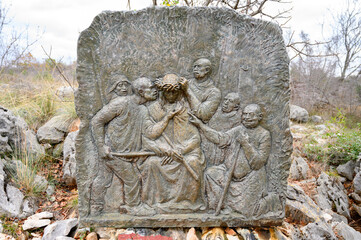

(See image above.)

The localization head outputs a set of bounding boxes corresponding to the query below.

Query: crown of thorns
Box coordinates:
[155,74,181,91]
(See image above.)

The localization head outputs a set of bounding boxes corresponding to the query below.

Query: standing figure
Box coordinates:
[90,77,160,216]
[189,104,271,217]
[204,92,242,166]
[140,74,205,213]
[180,58,221,123]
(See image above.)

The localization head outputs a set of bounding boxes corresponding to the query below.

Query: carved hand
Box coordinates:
[179,77,188,91]
[237,130,249,145]
[188,112,202,127]
[99,145,112,160]
[167,105,183,119]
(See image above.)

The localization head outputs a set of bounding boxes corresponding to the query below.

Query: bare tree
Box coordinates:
[327,0,361,80]
[0,4,39,75]
[156,0,292,27]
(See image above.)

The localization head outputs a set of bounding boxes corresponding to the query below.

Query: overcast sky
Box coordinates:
[2,0,345,63]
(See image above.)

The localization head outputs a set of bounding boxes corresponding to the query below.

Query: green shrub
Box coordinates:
[303,111,361,166]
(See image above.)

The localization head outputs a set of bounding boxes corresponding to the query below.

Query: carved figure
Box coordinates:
[140,74,206,213]
[189,104,271,217]
[90,77,159,216]
[204,92,242,166]
[107,74,132,100]
[180,58,221,123]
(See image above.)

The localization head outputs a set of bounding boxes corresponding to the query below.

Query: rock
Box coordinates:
[53,142,64,158]
[0,220,3,233]
[202,228,226,240]
[314,124,327,131]
[301,222,337,240]
[0,233,15,240]
[310,115,323,124]
[352,203,361,217]
[0,159,35,218]
[286,184,324,223]
[289,156,310,180]
[46,185,55,196]
[353,171,361,195]
[236,228,257,239]
[323,209,348,224]
[314,172,350,219]
[55,237,75,240]
[62,131,78,186]
[37,115,71,144]
[56,86,74,100]
[186,228,199,240]
[22,211,53,230]
[0,106,44,155]
[336,160,356,181]
[42,218,78,240]
[290,105,309,123]
[23,219,51,230]
[332,221,361,240]
[350,192,361,204]
[29,211,53,220]
[86,232,98,240]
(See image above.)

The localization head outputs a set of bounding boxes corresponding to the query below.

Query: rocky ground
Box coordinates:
[0,101,361,239]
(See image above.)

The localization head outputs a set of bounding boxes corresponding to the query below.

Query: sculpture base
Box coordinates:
[80,212,284,228]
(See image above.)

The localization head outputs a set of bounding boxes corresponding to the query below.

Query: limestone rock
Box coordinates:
[286,184,324,223]
[310,115,323,124]
[0,233,15,240]
[336,160,356,181]
[0,106,44,155]
[53,142,64,158]
[42,218,78,240]
[0,159,35,218]
[56,86,74,100]
[86,232,98,240]
[55,237,75,240]
[28,211,53,220]
[350,192,361,204]
[332,221,361,240]
[300,222,337,240]
[353,171,361,195]
[187,228,199,240]
[62,131,78,186]
[352,203,361,217]
[289,156,310,180]
[37,115,70,144]
[290,105,309,123]
[23,219,51,230]
[314,172,350,219]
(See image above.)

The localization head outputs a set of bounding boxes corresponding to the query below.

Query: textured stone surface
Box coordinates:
[76,7,291,227]
[314,172,350,219]
[301,222,337,240]
[62,131,78,186]
[310,115,323,124]
[285,184,324,224]
[23,219,51,230]
[332,221,361,240]
[0,159,36,218]
[289,156,310,180]
[290,105,309,123]
[337,160,356,181]
[353,171,361,195]
[0,106,44,155]
[42,218,78,240]
[37,115,70,144]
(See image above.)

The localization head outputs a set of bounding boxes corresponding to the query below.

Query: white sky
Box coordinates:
[1,0,346,63]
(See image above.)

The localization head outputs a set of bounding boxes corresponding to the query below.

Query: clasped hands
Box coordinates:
[161,148,184,166]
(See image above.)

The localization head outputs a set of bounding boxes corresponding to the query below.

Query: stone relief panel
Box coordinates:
[76,6,292,227]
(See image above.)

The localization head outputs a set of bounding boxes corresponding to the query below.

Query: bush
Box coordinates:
[304,111,361,166]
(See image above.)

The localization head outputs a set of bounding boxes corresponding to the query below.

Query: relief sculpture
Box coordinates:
[76,7,292,227]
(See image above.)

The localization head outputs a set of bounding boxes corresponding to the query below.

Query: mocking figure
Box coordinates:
[204,92,243,166]
[189,104,271,217]
[90,77,159,216]
[180,58,221,123]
